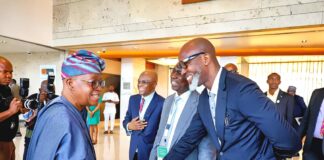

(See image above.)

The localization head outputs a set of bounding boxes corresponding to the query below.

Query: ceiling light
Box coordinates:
[148,58,178,66]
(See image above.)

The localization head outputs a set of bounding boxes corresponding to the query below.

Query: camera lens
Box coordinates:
[24,99,38,110]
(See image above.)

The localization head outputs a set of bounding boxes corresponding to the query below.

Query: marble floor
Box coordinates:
[14,120,130,160]
[13,120,302,160]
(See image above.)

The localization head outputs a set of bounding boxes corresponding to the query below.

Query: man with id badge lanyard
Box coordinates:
[150,63,216,160]
[123,70,165,160]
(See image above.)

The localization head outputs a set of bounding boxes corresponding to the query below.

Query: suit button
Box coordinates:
[220,152,223,156]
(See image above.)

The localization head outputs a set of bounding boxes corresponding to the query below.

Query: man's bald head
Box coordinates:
[0,56,12,68]
[178,38,220,90]
[224,63,238,73]
[140,70,158,83]
[0,56,13,85]
[179,37,216,61]
[40,80,48,91]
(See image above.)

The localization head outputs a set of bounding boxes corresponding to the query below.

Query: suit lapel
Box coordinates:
[171,92,198,146]
[200,89,221,150]
[134,95,141,116]
[161,94,175,130]
[216,69,227,149]
[144,93,158,120]
[313,90,324,119]
[276,90,284,104]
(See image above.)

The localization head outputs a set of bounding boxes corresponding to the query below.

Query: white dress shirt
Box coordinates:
[165,90,191,150]
[139,91,155,120]
[208,68,223,126]
[126,91,155,132]
[313,98,324,139]
[267,89,280,103]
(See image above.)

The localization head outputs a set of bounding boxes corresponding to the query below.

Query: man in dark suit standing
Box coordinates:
[164,38,301,160]
[150,64,216,160]
[265,73,295,126]
[287,86,307,130]
[299,87,324,160]
[123,70,165,160]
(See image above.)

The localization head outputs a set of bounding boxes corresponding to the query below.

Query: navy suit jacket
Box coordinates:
[265,90,295,126]
[299,88,324,158]
[292,95,307,129]
[123,92,165,160]
[165,69,301,160]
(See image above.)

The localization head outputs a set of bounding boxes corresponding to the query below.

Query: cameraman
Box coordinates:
[22,80,57,160]
[0,56,22,160]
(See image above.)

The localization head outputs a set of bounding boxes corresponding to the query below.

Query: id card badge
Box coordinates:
[157,145,168,160]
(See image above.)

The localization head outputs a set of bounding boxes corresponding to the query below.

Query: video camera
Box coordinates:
[22,75,56,110]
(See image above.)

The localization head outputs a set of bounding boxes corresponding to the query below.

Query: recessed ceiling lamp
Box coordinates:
[148,58,178,66]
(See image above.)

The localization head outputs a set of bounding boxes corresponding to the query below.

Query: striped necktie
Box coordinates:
[139,98,145,113]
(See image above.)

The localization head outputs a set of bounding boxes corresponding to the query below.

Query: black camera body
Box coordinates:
[47,75,55,100]
[19,78,38,110]
[22,75,56,110]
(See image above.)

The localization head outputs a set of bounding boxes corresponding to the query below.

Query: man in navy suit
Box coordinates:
[287,86,307,130]
[265,73,295,126]
[123,70,165,160]
[164,38,301,160]
[299,88,324,160]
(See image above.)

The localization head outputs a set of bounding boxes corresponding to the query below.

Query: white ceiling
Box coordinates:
[2,26,324,66]
[0,35,64,54]
[61,25,324,53]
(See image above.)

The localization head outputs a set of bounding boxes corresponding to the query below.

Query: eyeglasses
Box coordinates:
[171,67,182,74]
[179,52,206,69]
[79,79,105,89]
[138,80,153,85]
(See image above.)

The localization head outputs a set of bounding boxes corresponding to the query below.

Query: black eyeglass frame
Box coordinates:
[179,52,206,69]
[79,79,106,89]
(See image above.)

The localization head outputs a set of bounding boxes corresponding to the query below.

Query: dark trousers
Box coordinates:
[0,141,15,160]
[133,152,138,160]
[303,137,324,160]
[23,137,31,160]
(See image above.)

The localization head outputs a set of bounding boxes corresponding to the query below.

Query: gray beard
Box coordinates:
[189,73,200,91]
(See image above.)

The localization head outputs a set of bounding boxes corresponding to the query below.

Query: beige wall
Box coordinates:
[53,0,324,46]
[0,0,53,45]
[102,59,121,75]
[0,52,66,96]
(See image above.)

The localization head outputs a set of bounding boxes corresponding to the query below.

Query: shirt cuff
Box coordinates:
[126,123,132,135]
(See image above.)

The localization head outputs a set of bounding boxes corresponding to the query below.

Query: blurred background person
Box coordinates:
[102,84,119,134]
[265,73,295,126]
[224,63,238,74]
[9,79,19,99]
[287,86,307,130]
[86,96,102,144]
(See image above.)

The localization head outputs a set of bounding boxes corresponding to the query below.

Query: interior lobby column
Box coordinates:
[119,58,146,124]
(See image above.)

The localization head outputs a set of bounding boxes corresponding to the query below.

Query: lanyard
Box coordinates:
[161,97,180,148]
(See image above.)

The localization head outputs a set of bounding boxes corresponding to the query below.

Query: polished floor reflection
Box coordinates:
[13,120,302,160]
[14,120,130,160]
